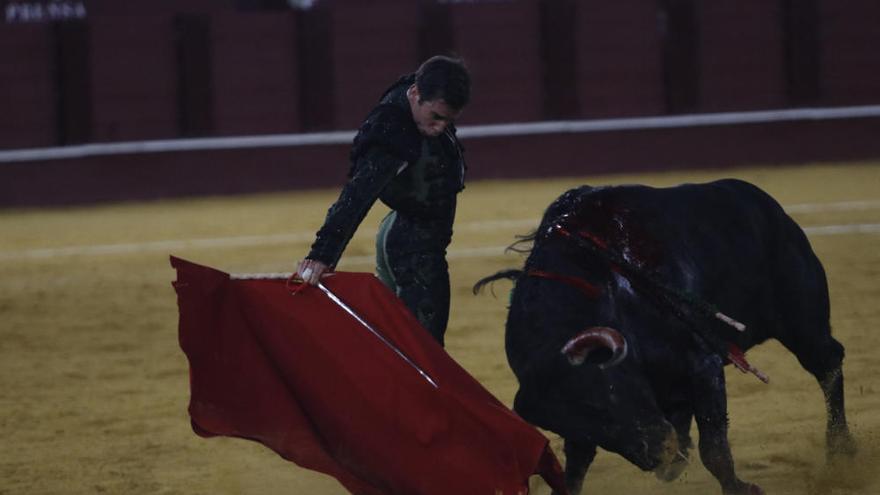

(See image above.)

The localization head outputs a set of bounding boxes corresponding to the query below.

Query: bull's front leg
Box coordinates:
[553,439,597,495]
[690,354,764,495]
[818,366,857,459]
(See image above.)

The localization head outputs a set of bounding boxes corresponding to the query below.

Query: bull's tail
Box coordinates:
[472,269,524,295]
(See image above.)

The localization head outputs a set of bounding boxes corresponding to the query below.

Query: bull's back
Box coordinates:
[547,179,828,347]
[661,180,826,346]
[563,179,788,265]
[620,179,782,240]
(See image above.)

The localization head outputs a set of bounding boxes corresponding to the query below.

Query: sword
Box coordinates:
[316,282,439,389]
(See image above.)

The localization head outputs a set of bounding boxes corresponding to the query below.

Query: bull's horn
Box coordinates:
[561,326,628,368]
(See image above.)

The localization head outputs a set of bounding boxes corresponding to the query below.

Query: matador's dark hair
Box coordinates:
[415,55,471,110]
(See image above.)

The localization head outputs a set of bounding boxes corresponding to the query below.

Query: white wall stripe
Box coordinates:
[2,105,879,163]
[0,131,357,163]
[458,105,880,139]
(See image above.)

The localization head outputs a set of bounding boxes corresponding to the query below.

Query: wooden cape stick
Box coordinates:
[316,281,440,389]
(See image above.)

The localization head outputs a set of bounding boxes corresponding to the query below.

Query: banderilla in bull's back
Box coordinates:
[547,220,769,384]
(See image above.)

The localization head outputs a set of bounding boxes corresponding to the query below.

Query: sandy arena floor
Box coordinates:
[1,161,878,495]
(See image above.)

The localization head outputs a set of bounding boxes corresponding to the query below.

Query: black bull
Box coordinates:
[475,179,856,495]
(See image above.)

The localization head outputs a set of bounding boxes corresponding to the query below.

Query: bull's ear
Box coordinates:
[560,326,628,368]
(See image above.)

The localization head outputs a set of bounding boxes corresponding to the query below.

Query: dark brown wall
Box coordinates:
[2,0,879,208]
[324,0,421,130]
[3,115,879,208]
[818,0,880,105]
[0,144,351,207]
[697,0,788,112]
[3,0,879,145]
[210,12,302,135]
[0,23,55,148]
[573,2,665,118]
[445,0,544,125]
[88,16,179,141]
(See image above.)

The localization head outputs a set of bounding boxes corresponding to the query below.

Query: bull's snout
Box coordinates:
[622,421,688,480]
[652,427,688,482]
[561,326,628,368]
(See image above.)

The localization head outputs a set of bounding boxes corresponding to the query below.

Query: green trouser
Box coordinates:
[375,211,397,289]
[375,210,451,346]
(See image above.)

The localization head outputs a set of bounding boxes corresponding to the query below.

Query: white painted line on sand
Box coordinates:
[2,221,877,263]
[802,223,880,236]
[1,200,878,262]
[785,200,880,214]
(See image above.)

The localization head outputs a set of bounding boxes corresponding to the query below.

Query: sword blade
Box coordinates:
[317,282,439,389]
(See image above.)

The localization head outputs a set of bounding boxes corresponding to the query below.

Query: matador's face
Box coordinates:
[407,85,461,137]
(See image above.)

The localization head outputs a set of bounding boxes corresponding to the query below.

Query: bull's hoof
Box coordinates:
[723,481,765,495]
[827,430,858,459]
[748,484,765,495]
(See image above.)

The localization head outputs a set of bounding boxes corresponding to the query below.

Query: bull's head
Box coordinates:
[550,326,686,480]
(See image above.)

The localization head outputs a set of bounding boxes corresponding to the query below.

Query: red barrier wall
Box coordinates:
[3,115,879,208]
[3,0,879,143]
[574,1,665,118]
[84,0,236,16]
[211,12,302,136]
[446,0,544,124]
[0,23,55,148]
[2,0,880,208]
[88,16,179,141]
[697,0,787,111]
[818,0,880,105]
[319,0,421,130]
[0,144,350,206]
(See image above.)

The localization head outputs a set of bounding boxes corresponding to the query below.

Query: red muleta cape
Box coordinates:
[171,256,566,495]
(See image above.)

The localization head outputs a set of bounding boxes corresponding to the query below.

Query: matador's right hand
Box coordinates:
[296,259,330,285]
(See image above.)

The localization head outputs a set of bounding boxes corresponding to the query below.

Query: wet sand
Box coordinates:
[1,161,878,494]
